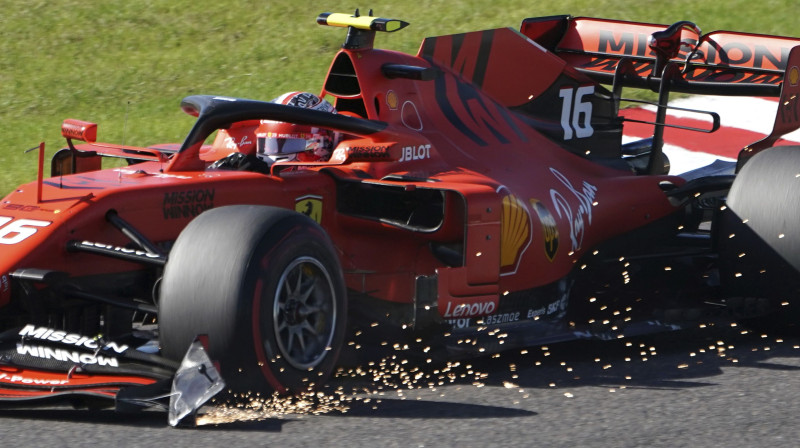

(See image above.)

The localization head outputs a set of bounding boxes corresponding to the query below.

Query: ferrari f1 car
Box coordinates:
[0,11,799,425]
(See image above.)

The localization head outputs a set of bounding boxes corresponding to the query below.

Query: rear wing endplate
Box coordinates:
[737,46,800,169]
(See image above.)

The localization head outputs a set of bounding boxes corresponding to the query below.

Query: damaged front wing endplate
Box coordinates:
[167,338,225,426]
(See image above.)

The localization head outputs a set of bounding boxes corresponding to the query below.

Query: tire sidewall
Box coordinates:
[233,215,347,393]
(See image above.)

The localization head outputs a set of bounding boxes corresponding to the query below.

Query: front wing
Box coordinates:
[0,326,223,426]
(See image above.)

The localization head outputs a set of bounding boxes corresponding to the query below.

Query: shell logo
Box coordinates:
[790,66,799,87]
[500,194,531,272]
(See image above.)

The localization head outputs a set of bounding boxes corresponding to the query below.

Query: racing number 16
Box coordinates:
[0,216,51,245]
[558,86,595,140]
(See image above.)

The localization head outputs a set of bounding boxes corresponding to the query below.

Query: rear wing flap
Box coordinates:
[521,15,800,97]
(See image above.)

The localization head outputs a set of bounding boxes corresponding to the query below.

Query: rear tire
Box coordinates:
[159,205,347,394]
[727,146,800,273]
[721,146,800,331]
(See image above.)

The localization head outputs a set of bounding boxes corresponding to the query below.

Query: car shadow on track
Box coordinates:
[469,324,800,390]
[328,322,800,404]
[338,397,536,418]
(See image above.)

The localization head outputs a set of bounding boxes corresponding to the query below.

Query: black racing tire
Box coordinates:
[159,205,347,394]
[727,146,800,273]
[721,146,800,331]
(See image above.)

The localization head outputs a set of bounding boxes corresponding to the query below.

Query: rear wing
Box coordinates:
[521,16,800,171]
[521,16,800,96]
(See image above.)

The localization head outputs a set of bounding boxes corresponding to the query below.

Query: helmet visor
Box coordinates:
[257,133,314,156]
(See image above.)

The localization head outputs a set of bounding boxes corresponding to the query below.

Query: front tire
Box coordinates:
[159,205,347,394]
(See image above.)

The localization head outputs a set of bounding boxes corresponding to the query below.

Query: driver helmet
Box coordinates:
[255,92,337,164]
[272,91,336,113]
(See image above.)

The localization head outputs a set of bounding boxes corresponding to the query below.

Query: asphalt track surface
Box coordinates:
[0,324,799,447]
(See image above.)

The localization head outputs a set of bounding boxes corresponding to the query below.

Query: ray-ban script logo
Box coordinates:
[549,168,597,252]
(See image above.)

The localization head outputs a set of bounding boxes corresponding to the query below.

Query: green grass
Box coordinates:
[1,0,797,194]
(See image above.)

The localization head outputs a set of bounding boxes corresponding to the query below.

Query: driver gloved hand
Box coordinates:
[208,152,271,174]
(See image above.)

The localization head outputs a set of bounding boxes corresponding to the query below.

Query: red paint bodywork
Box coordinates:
[3,15,799,315]
[0,14,799,403]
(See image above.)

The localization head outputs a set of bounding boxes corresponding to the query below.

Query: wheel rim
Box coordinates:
[271,256,337,370]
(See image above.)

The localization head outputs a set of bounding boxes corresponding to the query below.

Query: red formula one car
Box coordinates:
[0,11,799,425]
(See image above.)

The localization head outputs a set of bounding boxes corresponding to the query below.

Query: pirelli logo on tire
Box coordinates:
[295,195,323,224]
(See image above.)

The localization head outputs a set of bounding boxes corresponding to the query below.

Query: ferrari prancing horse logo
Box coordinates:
[295,195,323,224]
